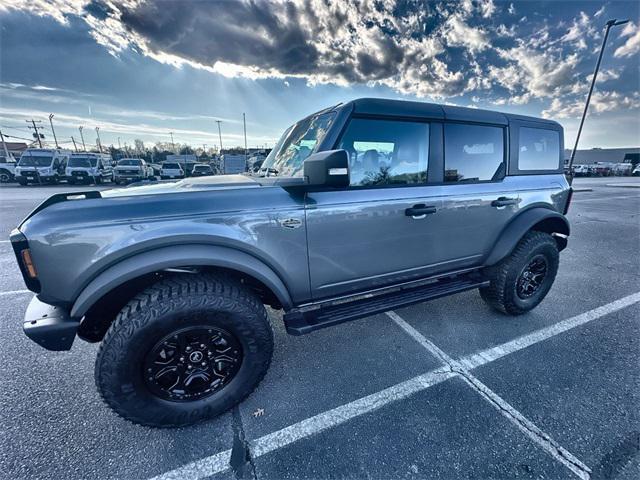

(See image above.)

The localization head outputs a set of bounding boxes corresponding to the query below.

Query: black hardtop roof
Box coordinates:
[334,97,560,128]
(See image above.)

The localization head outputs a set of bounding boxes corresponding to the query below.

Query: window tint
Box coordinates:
[518,127,560,170]
[338,118,429,187]
[444,124,504,183]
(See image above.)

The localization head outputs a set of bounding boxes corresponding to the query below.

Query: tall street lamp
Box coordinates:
[48,114,59,149]
[568,18,630,177]
[79,126,86,151]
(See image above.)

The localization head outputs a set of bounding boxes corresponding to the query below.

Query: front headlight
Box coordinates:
[66,168,71,176]
[40,168,51,174]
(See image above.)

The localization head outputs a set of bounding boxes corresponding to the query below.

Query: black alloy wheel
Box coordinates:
[143,325,243,402]
[516,255,548,299]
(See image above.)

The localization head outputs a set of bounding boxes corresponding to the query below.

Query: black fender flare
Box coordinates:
[484,208,570,266]
[70,244,293,318]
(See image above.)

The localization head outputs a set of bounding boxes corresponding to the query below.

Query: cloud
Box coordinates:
[1,0,638,120]
[614,21,640,58]
[542,91,640,119]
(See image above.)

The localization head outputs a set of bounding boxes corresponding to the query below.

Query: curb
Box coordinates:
[572,188,593,192]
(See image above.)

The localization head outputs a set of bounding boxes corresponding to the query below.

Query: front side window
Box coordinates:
[261,112,336,177]
[444,124,504,183]
[518,127,560,171]
[338,118,429,187]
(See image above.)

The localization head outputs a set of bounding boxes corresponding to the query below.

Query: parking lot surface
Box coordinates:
[0,177,638,479]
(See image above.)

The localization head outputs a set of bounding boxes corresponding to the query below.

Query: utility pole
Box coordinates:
[569,18,630,178]
[243,113,248,168]
[0,130,11,158]
[27,120,43,148]
[118,137,122,150]
[95,126,102,153]
[71,136,79,152]
[169,131,176,154]
[79,126,86,151]
[215,120,223,154]
[48,114,59,148]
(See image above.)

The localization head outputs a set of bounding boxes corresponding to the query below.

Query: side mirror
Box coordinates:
[303,149,349,188]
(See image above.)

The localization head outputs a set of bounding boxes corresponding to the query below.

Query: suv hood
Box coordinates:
[102,174,260,198]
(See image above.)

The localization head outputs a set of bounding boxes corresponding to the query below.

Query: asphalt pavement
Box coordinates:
[0,177,638,480]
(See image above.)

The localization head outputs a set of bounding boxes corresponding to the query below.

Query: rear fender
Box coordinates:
[70,244,293,318]
[484,208,570,266]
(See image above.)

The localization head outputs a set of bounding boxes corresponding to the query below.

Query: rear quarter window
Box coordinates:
[518,127,560,171]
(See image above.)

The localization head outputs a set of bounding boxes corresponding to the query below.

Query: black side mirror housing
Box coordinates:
[303,149,350,188]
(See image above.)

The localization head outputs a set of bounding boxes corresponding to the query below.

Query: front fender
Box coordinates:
[70,244,293,318]
[484,208,570,266]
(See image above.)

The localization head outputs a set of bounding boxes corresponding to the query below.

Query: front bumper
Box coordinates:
[23,296,78,351]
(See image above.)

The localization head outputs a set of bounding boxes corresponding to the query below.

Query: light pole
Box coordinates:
[215,120,223,154]
[95,126,102,153]
[79,126,86,151]
[568,18,630,177]
[48,114,59,149]
[243,113,248,168]
[170,131,176,153]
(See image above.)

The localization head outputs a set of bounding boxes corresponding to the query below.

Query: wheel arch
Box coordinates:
[484,207,570,267]
[73,244,293,342]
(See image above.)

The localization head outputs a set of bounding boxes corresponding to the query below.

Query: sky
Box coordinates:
[0,0,638,152]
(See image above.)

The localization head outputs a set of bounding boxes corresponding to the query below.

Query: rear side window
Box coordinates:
[445,124,504,183]
[518,127,560,171]
[338,118,429,187]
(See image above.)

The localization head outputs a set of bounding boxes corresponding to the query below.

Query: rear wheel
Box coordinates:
[95,274,273,427]
[480,231,559,315]
[0,170,12,183]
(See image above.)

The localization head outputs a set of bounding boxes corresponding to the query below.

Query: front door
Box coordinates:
[306,117,463,300]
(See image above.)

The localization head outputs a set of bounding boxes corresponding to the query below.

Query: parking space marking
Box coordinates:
[0,289,30,296]
[457,291,640,370]
[151,368,456,480]
[572,194,640,203]
[150,292,640,480]
[387,311,591,480]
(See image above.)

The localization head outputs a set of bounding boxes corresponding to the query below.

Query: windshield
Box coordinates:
[118,159,142,166]
[69,157,97,168]
[194,165,211,171]
[261,112,335,177]
[18,155,53,167]
[163,163,181,169]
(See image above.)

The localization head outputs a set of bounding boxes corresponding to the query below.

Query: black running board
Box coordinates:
[284,275,489,335]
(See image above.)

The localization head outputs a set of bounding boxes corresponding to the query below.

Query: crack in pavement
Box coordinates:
[231,406,258,480]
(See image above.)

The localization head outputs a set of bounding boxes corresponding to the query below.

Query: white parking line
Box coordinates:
[387,311,591,480]
[150,292,640,480]
[572,194,640,203]
[0,289,31,296]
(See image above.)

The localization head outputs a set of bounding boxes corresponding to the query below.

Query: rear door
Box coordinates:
[435,121,519,261]
[305,117,456,300]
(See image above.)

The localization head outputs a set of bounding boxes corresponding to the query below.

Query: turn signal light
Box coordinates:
[21,249,38,278]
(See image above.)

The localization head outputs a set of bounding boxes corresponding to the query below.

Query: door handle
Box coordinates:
[405,204,437,219]
[491,197,518,208]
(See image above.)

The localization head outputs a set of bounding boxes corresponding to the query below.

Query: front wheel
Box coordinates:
[480,231,559,315]
[95,274,273,427]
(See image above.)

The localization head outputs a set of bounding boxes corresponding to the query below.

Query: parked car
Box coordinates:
[633,164,640,176]
[66,153,113,185]
[113,158,153,184]
[0,153,17,183]
[190,163,214,177]
[149,163,162,176]
[10,98,571,427]
[15,148,70,185]
[572,164,591,177]
[160,162,185,180]
[611,163,633,176]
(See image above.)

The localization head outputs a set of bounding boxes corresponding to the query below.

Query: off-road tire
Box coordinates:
[95,273,273,427]
[480,231,559,315]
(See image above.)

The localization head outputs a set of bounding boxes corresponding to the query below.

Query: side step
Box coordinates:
[284,275,489,335]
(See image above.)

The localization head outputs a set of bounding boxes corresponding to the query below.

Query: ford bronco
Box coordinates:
[11,98,571,427]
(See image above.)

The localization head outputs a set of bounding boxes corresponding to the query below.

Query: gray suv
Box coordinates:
[11,98,571,427]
